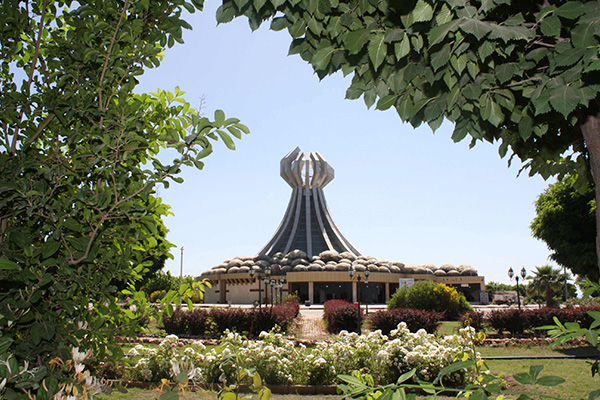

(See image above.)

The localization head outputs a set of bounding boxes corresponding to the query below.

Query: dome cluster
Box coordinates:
[201,250,478,277]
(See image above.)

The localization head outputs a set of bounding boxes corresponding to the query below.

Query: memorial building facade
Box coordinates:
[200,147,485,305]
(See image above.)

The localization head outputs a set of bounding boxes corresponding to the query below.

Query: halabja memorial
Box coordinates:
[201,147,485,305]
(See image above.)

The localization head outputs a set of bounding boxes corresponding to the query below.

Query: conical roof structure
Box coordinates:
[258,147,360,258]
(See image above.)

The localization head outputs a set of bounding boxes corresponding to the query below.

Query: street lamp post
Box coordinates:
[508,267,527,310]
[269,278,286,304]
[249,266,272,309]
[348,268,370,334]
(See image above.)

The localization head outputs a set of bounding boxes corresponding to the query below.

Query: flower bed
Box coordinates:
[124,324,482,387]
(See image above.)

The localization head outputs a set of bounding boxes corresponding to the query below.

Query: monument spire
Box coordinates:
[259,147,361,258]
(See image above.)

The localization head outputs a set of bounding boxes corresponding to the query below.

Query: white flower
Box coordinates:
[71,347,90,363]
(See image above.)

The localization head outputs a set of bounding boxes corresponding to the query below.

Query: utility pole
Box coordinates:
[180,246,184,286]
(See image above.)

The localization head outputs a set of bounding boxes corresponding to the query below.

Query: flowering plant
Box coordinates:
[126,324,481,388]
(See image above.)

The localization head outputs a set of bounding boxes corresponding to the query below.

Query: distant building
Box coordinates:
[201,148,485,305]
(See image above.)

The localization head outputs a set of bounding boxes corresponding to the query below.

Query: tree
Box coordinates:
[531,176,597,281]
[485,281,525,296]
[0,0,248,397]
[215,0,600,274]
[526,265,570,307]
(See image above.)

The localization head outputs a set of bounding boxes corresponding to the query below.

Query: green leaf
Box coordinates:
[0,258,19,270]
[376,95,398,111]
[368,34,387,70]
[513,372,534,385]
[42,240,61,259]
[254,0,266,10]
[159,391,179,400]
[344,29,370,55]
[589,388,600,400]
[270,17,288,31]
[0,337,14,354]
[555,2,585,19]
[253,372,262,388]
[395,36,411,60]
[216,3,236,23]
[435,360,475,383]
[495,63,516,84]
[530,364,544,382]
[214,109,225,126]
[216,130,236,150]
[536,376,565,386]
[431,43,451,71]
[318,0,331,14]
[469,388,488,400]
[396,368,416,384]
[411,0,434,23]
[548,85,581,117]
[541,15,561,36]
[313,46,335,71]
[518,115,533,140]
[459,19,491,40]
[258,387,271,400]
[571,22,599,47]
[338,375,365,386]
[429,20,461,46]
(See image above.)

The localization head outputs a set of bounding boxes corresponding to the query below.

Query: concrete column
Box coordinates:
[308,282,314,304]
[385,283,390,302]
[219,280,227,304]
[352,281,357,303]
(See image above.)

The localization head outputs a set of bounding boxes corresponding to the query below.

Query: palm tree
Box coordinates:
[526,266,570,307]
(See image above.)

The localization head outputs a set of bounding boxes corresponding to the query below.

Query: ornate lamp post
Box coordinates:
[269,277,286,304]
[348,268,370,333]
[508,267,526,310]
[249,265,272,308]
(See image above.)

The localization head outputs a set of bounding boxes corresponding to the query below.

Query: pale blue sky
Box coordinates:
[137,1,555,285]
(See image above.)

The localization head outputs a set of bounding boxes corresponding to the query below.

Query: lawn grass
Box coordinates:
[437,321,461,336]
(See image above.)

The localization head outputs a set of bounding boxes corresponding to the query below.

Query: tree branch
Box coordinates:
[98,0,130,111]
[10,0,48,156]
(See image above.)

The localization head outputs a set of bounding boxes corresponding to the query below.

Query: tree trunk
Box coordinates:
[580,113,600,280]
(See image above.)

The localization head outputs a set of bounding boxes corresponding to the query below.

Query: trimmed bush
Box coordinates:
[162,300,301,338]
[187,309,210,336]
[485,306,600,337]
[387,281,472,320]
[367,308,442,334]
[487,308,526,335]
[162,309,188,334]
[323,299,362,333]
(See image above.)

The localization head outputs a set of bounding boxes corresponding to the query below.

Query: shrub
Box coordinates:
[150,290,167,302]
[483,306,600,337]
[143,271,179,296]
[387,281,471,320]
[162,303,300,338]
[323,299,362,333]
[459,311,485,332]
[187,309,210,336]
[273,299,301,330]
[162,309,188,334]
[367,308,442,334]
[487,309,526,335]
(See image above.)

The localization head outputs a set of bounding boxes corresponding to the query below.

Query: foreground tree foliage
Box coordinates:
[531,176,597,281]
[215,0,600,273]
[0,0,247,397]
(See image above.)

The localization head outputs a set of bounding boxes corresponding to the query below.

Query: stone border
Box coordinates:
[103,380,338,395]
